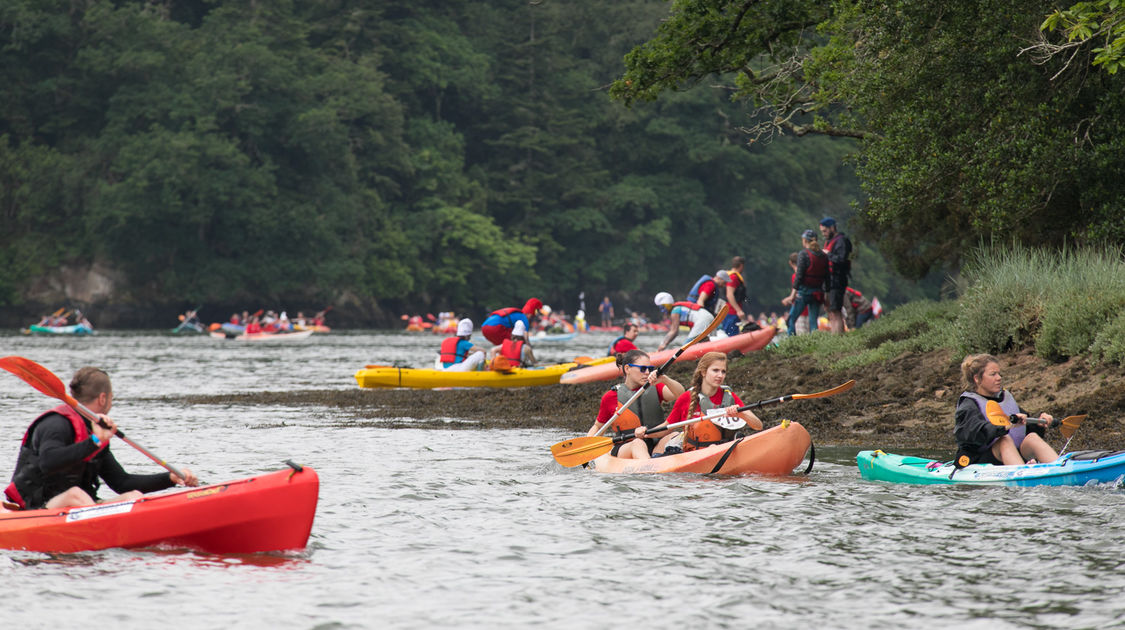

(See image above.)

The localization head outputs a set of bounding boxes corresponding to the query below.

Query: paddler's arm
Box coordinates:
[656,313,679,352]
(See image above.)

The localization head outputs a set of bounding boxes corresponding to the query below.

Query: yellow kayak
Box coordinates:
[355,362,579,389]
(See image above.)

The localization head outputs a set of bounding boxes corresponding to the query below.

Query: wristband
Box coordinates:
[90,433,101,446]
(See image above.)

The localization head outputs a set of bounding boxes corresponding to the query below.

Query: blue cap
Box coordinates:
[819,216,837,227]
[801,229,817,240]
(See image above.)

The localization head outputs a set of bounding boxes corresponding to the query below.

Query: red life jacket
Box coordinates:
[499,339,524,367]
[5,404,106,509]
[672,301,702,311]
[440,337,466,364]
[798,249,829,289]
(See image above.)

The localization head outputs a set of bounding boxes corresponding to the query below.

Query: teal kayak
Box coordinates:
[27,324,94,335]
[856,449,1125,486]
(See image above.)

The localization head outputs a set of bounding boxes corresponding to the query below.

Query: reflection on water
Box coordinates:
[0,331,1123,628]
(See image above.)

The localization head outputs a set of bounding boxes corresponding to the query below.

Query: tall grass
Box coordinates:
[754,244,1125,370]
[956,245,1125,361]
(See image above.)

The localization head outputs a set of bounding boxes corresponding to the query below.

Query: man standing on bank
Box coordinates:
[819,216,853,335]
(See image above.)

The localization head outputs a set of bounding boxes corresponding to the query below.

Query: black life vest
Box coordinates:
[5,405,106,509]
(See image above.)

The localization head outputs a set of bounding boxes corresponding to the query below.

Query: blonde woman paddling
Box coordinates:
[955,354,1057,466]
[640,351,762,452]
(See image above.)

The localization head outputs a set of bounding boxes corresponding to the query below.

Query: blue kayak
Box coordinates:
[857,449,1125,486]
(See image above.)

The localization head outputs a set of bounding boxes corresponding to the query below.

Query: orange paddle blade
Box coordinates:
[985,400,1012,427]
[791,380,855,400]
[1059,414,1086,439]
[490,355,513,372]
[0,356,73,405]
[550,436,615,467]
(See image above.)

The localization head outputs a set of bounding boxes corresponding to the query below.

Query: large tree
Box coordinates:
[611,0,1125,278]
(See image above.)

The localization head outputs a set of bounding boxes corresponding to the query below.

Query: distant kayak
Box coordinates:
[26,324,95,336]
[529,331,576,343]
[356,362,578,389]
[856,449,1125,486]
[210,330,314,342]
[560,327,776,384]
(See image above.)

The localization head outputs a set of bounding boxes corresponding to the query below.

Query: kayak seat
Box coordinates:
[1068,450,1125,462]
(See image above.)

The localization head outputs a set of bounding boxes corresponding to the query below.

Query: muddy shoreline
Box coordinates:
[164,348,1125,453]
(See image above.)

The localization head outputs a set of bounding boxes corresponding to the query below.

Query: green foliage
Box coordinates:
[954,245,1125,362]
[761,299,959,369]
[612,0,1125,282]
[1089,310,1125,364]
[0,0,930,317]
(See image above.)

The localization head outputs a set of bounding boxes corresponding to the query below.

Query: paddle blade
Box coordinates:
[490,355,513,372]
[985,400,1012,427]
[550,436,615,467]
[0,356,72,405]
[791,380,856,400]
[1059,414,1086,440]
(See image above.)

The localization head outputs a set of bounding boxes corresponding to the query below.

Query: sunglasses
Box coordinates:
[627,363,656,373]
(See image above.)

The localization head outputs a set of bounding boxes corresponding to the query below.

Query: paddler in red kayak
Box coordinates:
[480,298,543,346]
[586,350,684,460]
[5,367,198,510]
[639,351,763,452]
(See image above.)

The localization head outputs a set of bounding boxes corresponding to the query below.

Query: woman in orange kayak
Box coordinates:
[586,349,684,460]
[640,351,762,452]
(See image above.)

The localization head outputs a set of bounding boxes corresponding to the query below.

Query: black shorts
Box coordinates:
[825,286,846,311]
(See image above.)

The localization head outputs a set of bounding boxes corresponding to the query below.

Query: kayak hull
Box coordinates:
[356,362,577,389]
[856,450,1125,486]
[561,328,776,384]
[210,330,314,341]
[27,324,94,335]
[0,467,319,554]
[590,422,811,475]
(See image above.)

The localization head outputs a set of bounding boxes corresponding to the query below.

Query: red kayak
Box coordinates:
[561,328,776,384]
[0,465,319,554]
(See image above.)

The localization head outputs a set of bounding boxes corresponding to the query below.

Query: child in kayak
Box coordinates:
[640,351,762,452]
[954,354,1058,466]
[586,350,684,460]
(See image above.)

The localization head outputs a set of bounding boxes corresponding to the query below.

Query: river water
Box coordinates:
[1,330,1123,629]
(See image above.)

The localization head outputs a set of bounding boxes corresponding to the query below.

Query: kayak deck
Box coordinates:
[590,421,811,475]
[355,363,576,389]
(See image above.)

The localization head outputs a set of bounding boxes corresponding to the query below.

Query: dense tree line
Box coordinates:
[612,0,1125,280]
[0,0,929,323]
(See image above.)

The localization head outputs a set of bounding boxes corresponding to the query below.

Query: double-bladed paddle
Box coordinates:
[984,400,1085,443]
[0,356,186,480]
[591,304,730,438]
[552,379,855,467]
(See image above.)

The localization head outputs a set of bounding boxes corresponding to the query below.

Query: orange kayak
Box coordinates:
[0,466,319,554]
[560,328,776,384]
[589,421,810,475]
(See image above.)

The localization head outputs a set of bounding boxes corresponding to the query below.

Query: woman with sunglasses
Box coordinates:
[640,352,762,452]
[586,349,685,460]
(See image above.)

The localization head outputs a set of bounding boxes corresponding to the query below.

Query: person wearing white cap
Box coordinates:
[489,319,536,368]
[654,291,715,352]
[439,318,486,371]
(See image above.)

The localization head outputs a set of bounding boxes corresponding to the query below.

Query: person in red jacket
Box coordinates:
[607,323,640,355]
